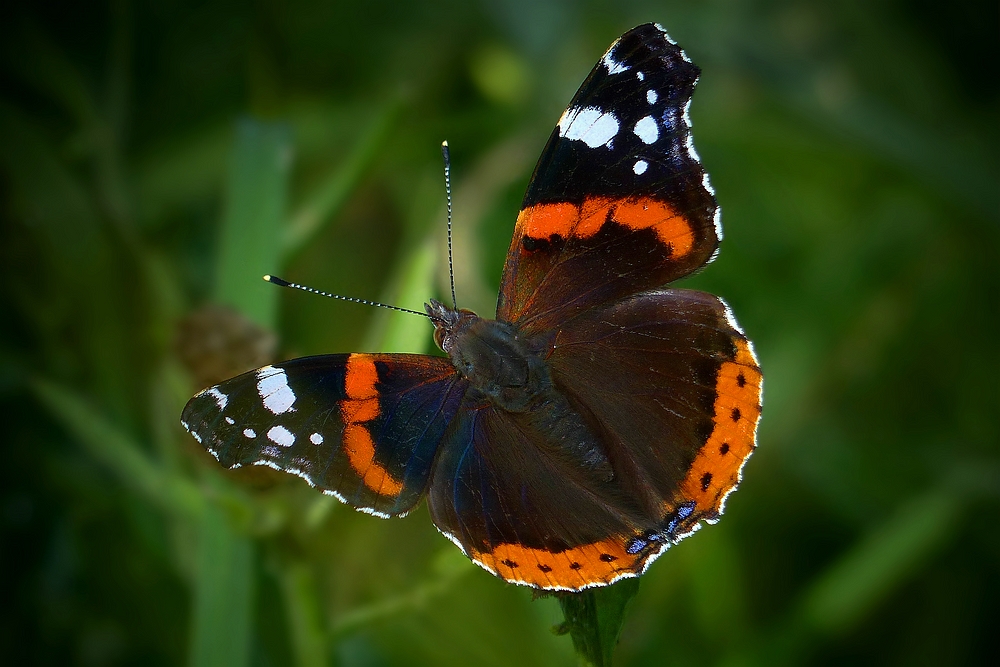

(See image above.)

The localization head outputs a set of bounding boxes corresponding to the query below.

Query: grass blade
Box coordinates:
[800,489,962,635]
[31,378,203,518]
[282,99,399,261]
[215,119,292,327]
[189,504,255,667]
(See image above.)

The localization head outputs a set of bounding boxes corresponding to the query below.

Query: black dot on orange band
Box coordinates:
[538,564,552,573]
[731,407,741,422]
[599,553,617,563]
[700,472,713,491]
[736,372,747,387]
[569,562,582,570]
[720,443,730,455]
[502,559,518,568]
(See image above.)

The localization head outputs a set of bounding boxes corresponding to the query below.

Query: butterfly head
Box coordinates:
[426,299,480,354]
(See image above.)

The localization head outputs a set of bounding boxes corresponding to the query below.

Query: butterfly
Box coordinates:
[182,23,762,591]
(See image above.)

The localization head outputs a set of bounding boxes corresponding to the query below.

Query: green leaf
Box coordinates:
[331,546,473,637]
[282,99,400,262]
[186,117,294,667]
[215,119,292,327]
[800,489,962,635]
[556,578,640,667]
[30,378,203,518]
[278,562,328,667]
[189,504,255,667]
[364,234,438,354]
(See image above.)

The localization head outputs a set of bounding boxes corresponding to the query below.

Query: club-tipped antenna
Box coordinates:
[441,141,458,310]
[263,275,430,319]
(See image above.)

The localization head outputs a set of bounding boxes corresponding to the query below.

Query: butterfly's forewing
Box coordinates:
[182,353,467,517]
[427,289,761,590]
[497,23,720,332]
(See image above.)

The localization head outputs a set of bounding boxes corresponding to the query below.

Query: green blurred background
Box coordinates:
[1,0,997,665]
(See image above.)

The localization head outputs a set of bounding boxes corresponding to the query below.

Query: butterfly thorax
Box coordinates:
[427,299,550,413]
[427,299,615,479]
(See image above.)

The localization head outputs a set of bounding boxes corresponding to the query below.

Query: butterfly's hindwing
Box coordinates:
[548,289,762,528]
[182,354,467,516]
[426,288,761,590]
[427,397,656,590]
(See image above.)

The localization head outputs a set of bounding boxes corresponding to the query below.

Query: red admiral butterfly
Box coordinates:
[182,23,762,591]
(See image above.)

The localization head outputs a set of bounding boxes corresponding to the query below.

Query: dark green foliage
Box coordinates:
[1,1,997,666]
[556,580,641,667]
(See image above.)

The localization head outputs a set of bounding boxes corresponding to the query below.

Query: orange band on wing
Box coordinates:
[678,339,762,513]
[343,423,404,497]
[518,201,579,239]
[613,199,694,256]
[341,396,379,423]
[471,537,639,590]
[345,353,379,399]
[516,196,695,258]
[340,354,402,497]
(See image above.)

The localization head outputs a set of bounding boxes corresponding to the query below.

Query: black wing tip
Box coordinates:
[615,22,697,73]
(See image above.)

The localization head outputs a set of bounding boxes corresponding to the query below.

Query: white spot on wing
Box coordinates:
[720,299,746,335]
[244,428,256,438]
[322,488,347,503]
[191,431,202,443]
[636,71,645,81]
[254,460,318,489]
[633,116,659,144]
[256,365,296,415]
[436,528,470,556]
[601,47,628,75]
[681,91,699,162]
[633,160,648,175]
[685,134,702,161]
[205,387,228,410]
[310,432,324,445]
[225,417,235,425]
[702,172,716,196]
[653,23,691,62]
[559,106,620,148]
[647,89,658,104]
[357,506,392,519]
[267,425,295,447]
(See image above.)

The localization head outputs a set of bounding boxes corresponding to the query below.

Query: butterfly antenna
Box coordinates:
[441,140,458,310]
[263,275,431,319]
